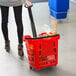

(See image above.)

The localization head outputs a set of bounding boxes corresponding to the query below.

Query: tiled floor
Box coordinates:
[0,2,76,76]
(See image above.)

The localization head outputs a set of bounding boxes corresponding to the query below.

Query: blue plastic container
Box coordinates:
[50,9,67,19]
[48,0,69,12]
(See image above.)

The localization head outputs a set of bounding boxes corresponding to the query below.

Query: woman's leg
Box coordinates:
[13,5,23,44]
[1,6,10,52]
[13,5,24,56]
[1,6,9,41]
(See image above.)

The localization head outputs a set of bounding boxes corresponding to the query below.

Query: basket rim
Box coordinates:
[25,34,60,40]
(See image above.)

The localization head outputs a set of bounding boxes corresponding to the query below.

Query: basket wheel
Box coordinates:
[30,66,32,69]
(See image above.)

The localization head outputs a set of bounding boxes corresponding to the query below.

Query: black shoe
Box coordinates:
[18,44,24,57]
[5,40,10,52]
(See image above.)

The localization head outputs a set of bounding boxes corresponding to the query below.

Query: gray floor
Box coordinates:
[0,2,76,76]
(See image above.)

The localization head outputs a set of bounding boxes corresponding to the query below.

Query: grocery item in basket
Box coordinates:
[48,33,53,36]
[29,44,34,55]
[38,32,48,37]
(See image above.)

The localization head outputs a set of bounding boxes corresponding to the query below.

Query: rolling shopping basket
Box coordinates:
[23,5,60,70]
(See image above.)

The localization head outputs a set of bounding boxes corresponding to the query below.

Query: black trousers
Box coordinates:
[1,5,23,44]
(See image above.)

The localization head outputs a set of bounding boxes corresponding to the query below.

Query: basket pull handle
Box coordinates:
[24,4,37,38]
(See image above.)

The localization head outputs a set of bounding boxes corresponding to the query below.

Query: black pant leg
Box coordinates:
[1,6,9,41]
[13,5,23,44]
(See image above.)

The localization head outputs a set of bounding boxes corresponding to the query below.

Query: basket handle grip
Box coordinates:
[24,4,33,8]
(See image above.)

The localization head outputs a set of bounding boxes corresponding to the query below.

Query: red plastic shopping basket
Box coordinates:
[23,33,60,70]
[23,5,60,70]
